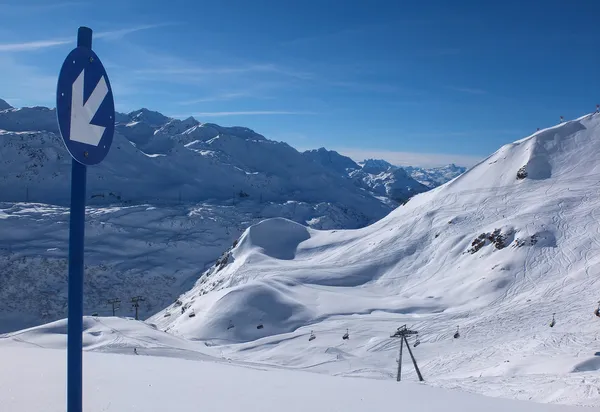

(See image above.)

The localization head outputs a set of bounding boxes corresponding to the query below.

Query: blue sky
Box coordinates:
[1,0,599,167]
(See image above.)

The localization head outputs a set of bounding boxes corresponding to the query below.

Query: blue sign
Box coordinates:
[56,46,114,166]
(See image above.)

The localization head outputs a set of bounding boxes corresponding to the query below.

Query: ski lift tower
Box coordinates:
[391,324,424,382]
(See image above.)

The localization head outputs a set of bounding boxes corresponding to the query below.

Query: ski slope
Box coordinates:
[0,318,594,411]
[146,113,600,405]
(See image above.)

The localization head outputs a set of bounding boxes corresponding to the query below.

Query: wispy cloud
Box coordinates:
[0,23,169,52]
[173,110,317,118]
[0,39,70,52]
[335,148,483,168]
[95,23,177,41]
[448,86,487,95]
[135,63,311,80]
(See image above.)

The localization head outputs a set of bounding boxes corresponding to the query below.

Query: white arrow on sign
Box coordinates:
[69,68,108,146]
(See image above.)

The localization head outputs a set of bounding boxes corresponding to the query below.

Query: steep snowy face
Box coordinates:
[152,114,600,387]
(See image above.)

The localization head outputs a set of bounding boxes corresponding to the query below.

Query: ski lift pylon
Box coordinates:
[414,333,420,347]
[550,313,556,328]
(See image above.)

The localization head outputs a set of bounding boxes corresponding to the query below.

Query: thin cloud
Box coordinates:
[335,148,483,168]
[135,63,311,79]
[0,23,169,52]
[448,86,487,95]
[174,111,317,118]
[95,23,177,40]
[0,39,70,52]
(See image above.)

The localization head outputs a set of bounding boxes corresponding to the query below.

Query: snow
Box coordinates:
[147,113,600,406]
[0,103,390,219]
[0,200,380,332]
[4,99,600,407]
[404,163,467,188]
[0,318,593,411]
[0,99,406,330]
[303,148,431,203]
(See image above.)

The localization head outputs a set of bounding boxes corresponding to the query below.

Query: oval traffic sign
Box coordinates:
[56,46,115,166]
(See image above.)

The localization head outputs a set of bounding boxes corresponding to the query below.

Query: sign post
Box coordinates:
[56,26,115,412]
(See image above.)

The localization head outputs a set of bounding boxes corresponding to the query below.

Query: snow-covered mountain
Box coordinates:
[303,147,361,174]
[359,158,396,174]
[358,158,467,188]
[303,148,430,203]
[404,164,467,188]
[0,103,390,220]
[150,113,600,405]
[0,101,402,331]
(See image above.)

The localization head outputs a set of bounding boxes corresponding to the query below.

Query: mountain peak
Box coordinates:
[303,147,360,173]
[359,158,396,174]
[0,98,13,110]
[127,108,170,127]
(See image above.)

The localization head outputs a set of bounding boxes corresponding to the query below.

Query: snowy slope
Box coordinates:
[0,317,594,411]
[149,113,600,405]
[2,344,591,412]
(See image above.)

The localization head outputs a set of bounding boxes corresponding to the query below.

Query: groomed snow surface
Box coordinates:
[0,317,593,412]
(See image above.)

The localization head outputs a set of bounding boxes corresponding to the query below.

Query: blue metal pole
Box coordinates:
[67,26,92,412]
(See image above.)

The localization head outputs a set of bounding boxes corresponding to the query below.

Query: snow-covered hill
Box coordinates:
[149,113,600,405]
